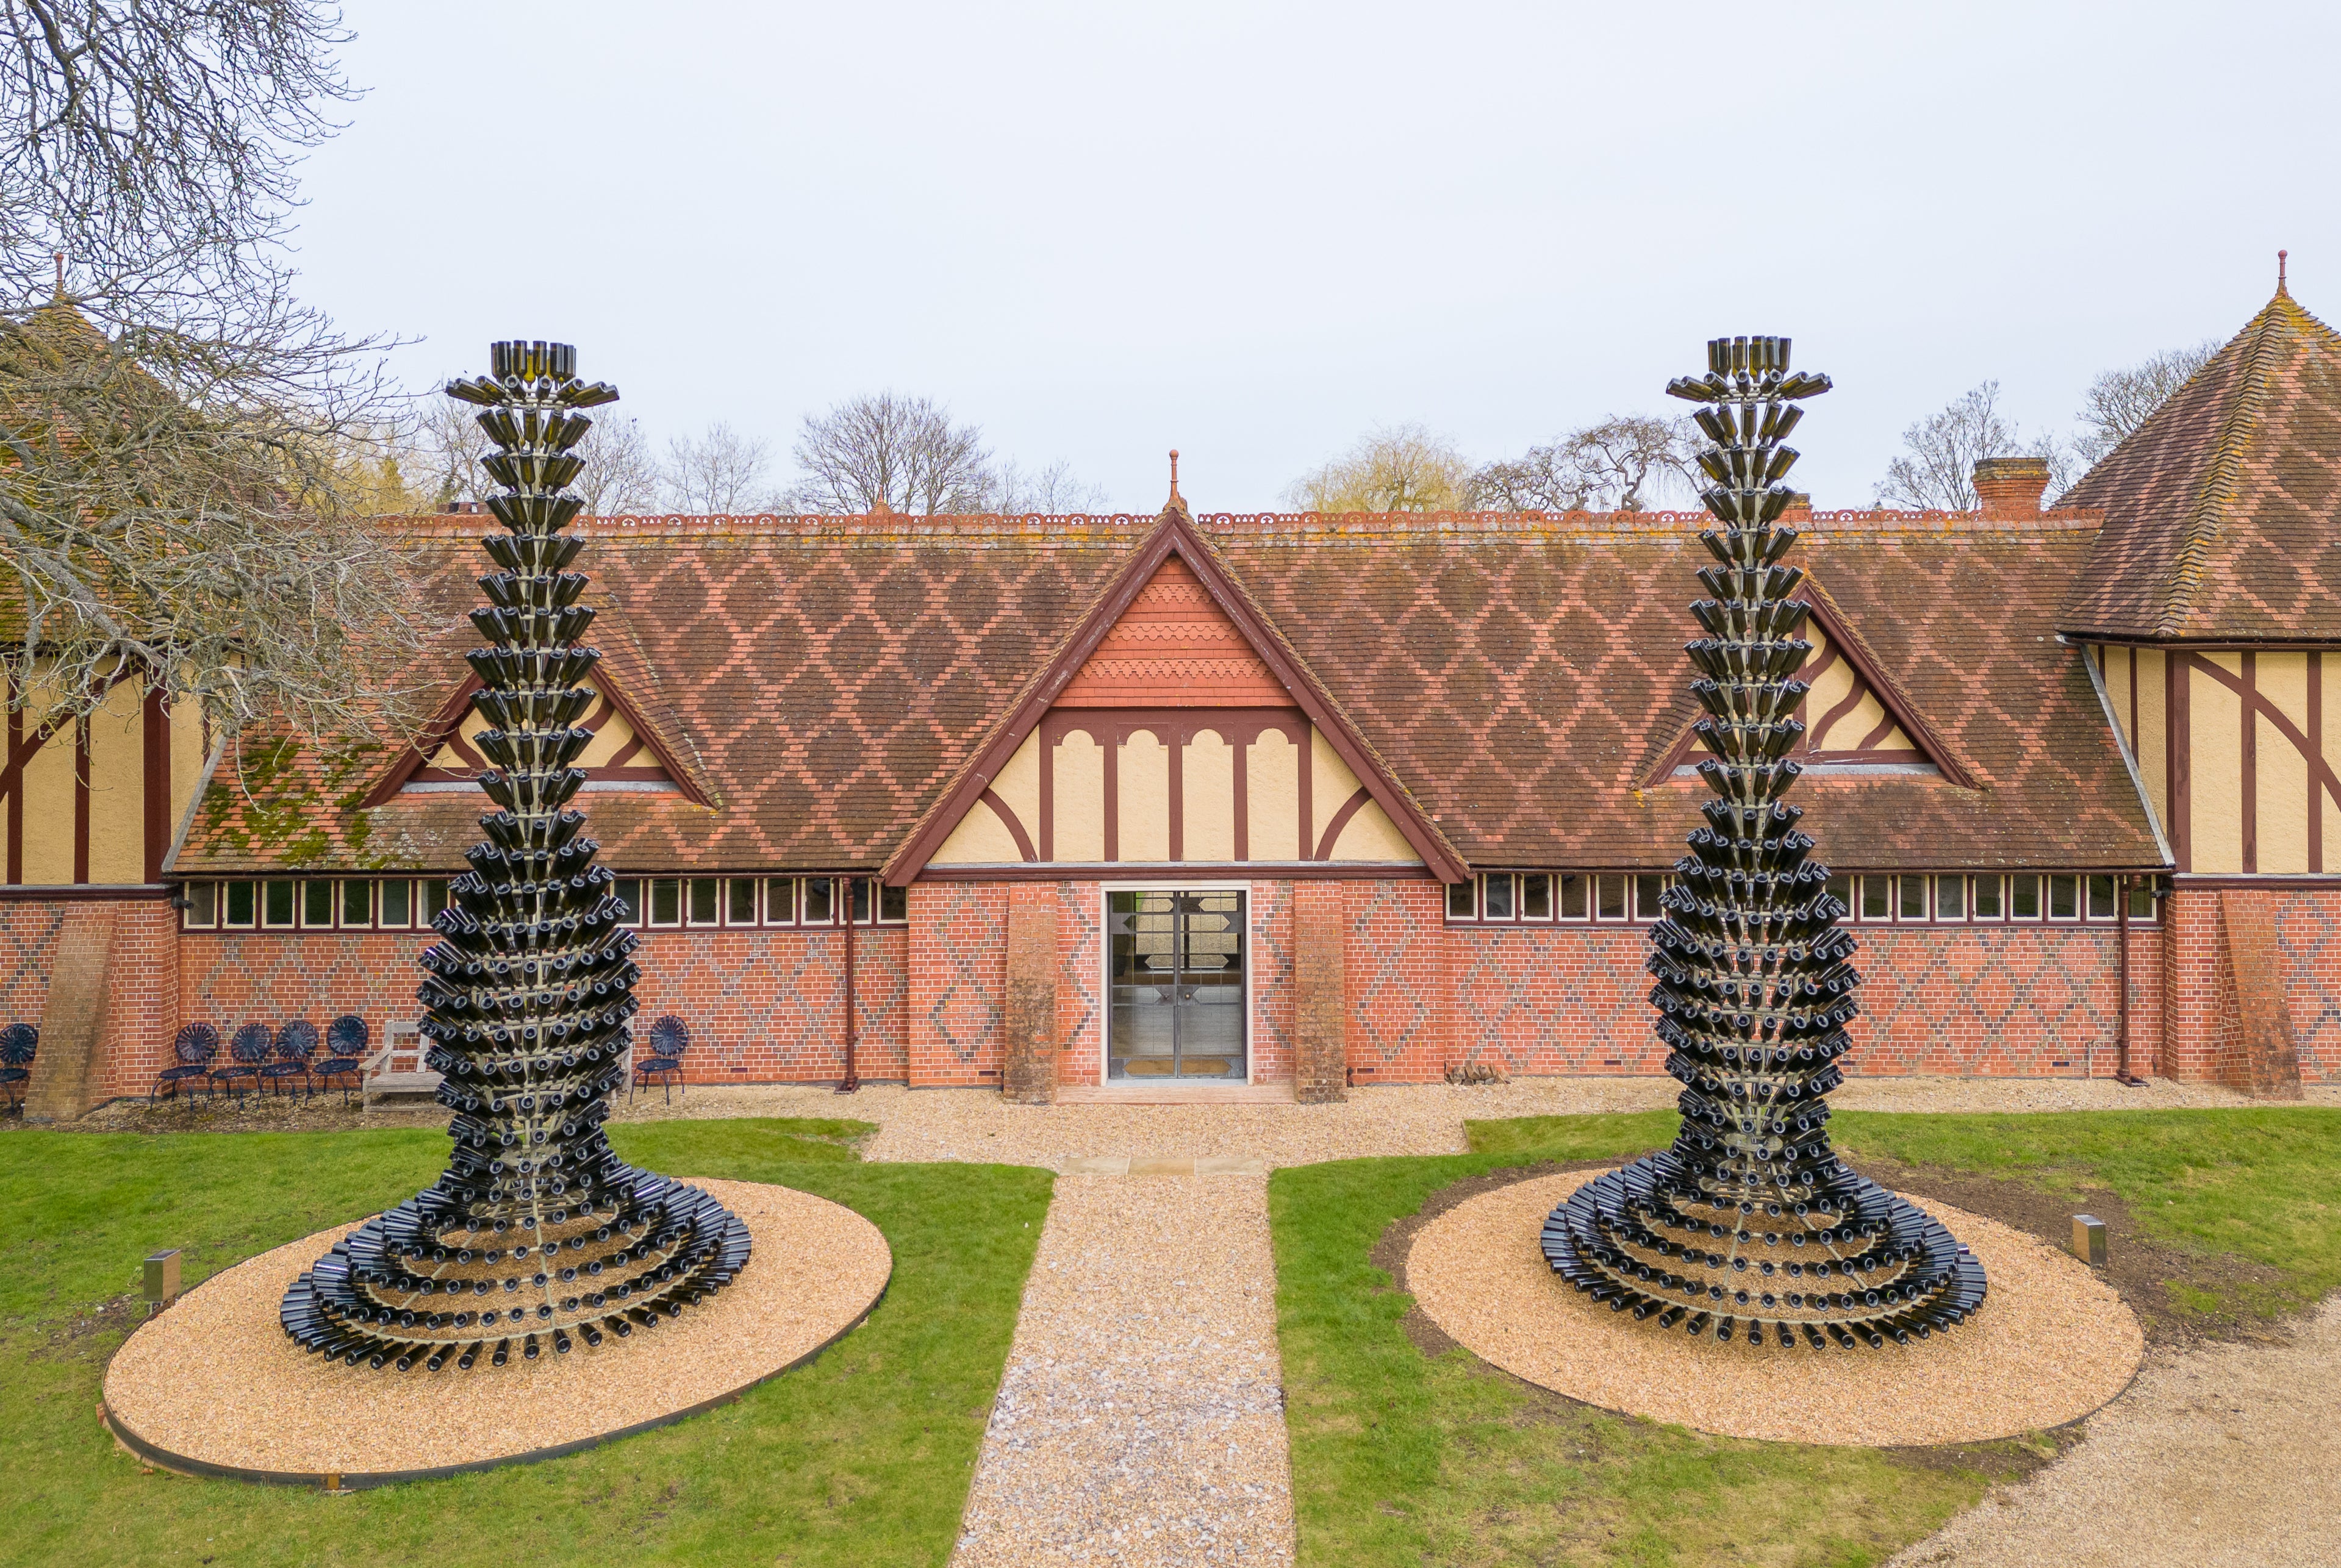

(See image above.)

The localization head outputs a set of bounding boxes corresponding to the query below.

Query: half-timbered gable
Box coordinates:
[358,664,701,806]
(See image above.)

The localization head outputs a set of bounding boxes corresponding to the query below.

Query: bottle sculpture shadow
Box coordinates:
[1540,337,1987,1350]
[281,342,750,1371]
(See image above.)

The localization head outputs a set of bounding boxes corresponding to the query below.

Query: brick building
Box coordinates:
[10,285,2338,1111]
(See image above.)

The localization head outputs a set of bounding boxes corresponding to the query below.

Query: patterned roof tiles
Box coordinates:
[173,507,2165,878]
[2062,287,2341,642]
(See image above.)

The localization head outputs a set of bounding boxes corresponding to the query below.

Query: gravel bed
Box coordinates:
[1887,1294,2341,1568]
[1406,1170,2143,1446]
[102,1178,889,1480]
[952,1173,1293,1567]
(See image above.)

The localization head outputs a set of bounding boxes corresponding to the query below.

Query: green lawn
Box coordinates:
[1277,1106,2341,1568]
[0,1119,1049,1568]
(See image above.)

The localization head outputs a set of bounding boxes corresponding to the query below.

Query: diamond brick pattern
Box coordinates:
[909,884,1008,1081]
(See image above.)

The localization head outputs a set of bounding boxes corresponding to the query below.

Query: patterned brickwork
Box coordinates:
[1343,880,1450,1084]
[1055,881,1103,1087]
[1837,926,2143,1077]
[0,904,65,1031]
[2272,888,2341,1083]
[1249,881,1295,1082]
[1450,924,1665,1076]
[908,882,1009,1087]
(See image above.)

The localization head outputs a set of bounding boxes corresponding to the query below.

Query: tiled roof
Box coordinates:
[173,507,2165,877]
[2061,287,2341,642]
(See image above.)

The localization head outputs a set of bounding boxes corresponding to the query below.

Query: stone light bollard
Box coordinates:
[2071,1214,2109,1267]
[143,1248,181,1316]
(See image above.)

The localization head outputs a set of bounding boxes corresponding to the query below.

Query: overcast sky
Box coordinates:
[297,1,2336,512]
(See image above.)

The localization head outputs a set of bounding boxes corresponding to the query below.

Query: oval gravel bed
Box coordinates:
[1408,1170,2142,1447]
[102,1178,891,1487]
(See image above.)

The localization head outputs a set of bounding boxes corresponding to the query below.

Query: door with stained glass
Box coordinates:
[1106,890,1247,1081]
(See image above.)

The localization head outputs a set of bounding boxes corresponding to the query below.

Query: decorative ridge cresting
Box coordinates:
[1537,334,1988,1352]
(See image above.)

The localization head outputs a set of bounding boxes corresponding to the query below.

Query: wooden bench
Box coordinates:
[362,1021,443,1106]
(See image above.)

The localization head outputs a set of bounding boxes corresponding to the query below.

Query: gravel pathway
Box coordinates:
[1886,1294,2341,1568]
[951,1172,1292,1567]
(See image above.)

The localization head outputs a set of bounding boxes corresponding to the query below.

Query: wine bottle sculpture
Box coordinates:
[1540,337,1987,1350]
[281,341,751,1372]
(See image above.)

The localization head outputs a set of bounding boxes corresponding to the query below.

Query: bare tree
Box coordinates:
[410,394,492,509]
[1472,414,1698,512]
[572,412,661,515]
[2076,338,2221,464]
[787,392,994,515]
[1282,423,1472,513]
[989,458,1111,514]
[660,423,775,514]
[1873,382,2072,510]
[0,1,423,745]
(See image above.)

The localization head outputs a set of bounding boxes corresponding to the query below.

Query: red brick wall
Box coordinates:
[98,902,184,1099]
[1343,881,1452,1084]
[1249,881,1296,1082]
[1055,880,1102,1086]
[2160,887,2341,1087]
[176,925,908,1087]
[0,904,68,1029]
[2271,889,2341,1083]
[908,884,1007,1087]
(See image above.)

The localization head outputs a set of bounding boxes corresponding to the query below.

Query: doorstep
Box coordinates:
[1054,1079,1297,1106]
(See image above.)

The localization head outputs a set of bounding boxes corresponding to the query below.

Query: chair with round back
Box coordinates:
[315,1014,369,1106]
[259,1019,320,1100]
[631,1014,690,1104]
[212,1022,274,1104]
[0,1023,36,1114]
[152,1022,219,1105]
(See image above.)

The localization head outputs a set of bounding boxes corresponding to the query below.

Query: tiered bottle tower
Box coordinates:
[281,341,751,1371]
[1540,337,1987,1349]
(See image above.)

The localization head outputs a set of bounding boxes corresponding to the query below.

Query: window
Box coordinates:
[1935,875,1965,920]
[263,879,297,928]
[803,876,836,924]
[1860,876,1891,922]
[2010,875,2042,919]
[2086,875,2116,920]
[613,878,642,925]
[225,880,256,928]
[301,879,335,928]
[179,882,218,929]
[1482,873,1515,920]
[1558,873,1588,920]
[1446,880,1475,920]
[726,878,759,925]
[2128,878,2156,919]
[687,878,721,925]
[1596,875,1628,920]
[880,882,908,923]
[764,877,795,924]
[1827,873,1852,913]
[1973,876,2003,918]
[1521,873,1552,920]
[1635,875,1666,920]
[649,878,682,926]
[380,879,413,928]
[2048,873,2079,920]
[341,879,373,928]
[1898,876,1927,921]
[849,877,873,925]
[423,879,451,922]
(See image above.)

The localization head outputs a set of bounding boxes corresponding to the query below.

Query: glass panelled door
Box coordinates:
[1106,890,1247,1081]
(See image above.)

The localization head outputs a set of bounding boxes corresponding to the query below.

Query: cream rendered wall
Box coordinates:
[930,797,1022,864]
[2135,648,2170,836]
[170,695,207,832]
[19,725,74,884]
[1247,729,1301,860]
[1328,798,1418,862]
[1119,730,1170,860]
[2256,654,2312,873]
[1185,729,1236,861]
[1054,731,1105,861]
[86,678,146,883]
[992,731,1042,831]
[2189,654,2246,873]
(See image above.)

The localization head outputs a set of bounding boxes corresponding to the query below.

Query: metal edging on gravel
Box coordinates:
[100,1263,893,1492]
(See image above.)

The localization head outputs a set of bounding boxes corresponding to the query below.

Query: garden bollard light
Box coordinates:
[2071,1214,2109,1267]
[144,1248,181,1315]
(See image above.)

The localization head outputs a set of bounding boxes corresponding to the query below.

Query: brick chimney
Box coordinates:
[1973,457,2050,518]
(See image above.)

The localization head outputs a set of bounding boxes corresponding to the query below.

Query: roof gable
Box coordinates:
[2062,286,2341,641]
[885,507,1469,882]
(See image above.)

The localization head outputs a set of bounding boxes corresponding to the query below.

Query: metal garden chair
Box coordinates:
[314,1014,368,1106]
[152,1022,220,1104]
[630,1014,689,1104]
[0,1023,35,1114]
[260,1019,320,1100]
[212,1022,273,1104]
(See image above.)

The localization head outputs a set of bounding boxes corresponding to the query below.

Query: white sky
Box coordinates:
[296,1,2339,511]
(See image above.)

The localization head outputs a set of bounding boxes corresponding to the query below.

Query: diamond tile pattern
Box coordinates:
[177,509,2160,877]
[2062,288,2341,640]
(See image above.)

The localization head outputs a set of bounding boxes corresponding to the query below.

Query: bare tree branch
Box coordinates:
[659,422,775,514]
[1282,423,1472,512]
[2075,338,2221,464]
[1472,415,1699,512]
[787,392,992,515]
[572,412,659,516]
[1873,381,2075,509]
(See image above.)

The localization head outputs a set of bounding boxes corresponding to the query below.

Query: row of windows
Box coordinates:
[179,876,910,931]
[1446,872,2163,926]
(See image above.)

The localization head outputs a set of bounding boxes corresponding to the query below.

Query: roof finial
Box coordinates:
[1167,448,1184,503]
[2279,249,2290,296]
